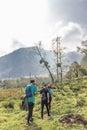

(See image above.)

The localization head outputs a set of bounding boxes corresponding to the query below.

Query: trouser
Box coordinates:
[27,102,34,122]
[41,100,50,119]
[48,97,52,111]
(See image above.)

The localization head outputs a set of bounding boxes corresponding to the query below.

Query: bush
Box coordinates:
[3,101,14,109]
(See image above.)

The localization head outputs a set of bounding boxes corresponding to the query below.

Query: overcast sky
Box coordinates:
[0,0,87,56]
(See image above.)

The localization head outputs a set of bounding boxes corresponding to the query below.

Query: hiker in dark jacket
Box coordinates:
[40,84,50,119]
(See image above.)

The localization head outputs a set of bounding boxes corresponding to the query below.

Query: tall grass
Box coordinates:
[0,77,87,129]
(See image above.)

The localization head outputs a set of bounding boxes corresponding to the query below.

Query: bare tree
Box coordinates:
[34,42,54,83]
[52,36,65,81]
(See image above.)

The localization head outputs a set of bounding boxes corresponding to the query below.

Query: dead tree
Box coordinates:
[34,43,54,83]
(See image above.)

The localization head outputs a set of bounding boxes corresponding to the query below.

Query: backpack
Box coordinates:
[21,96,28,110]
[26,87,32,97]
[42,90,47,101]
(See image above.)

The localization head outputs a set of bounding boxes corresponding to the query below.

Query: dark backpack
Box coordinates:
[42,90,47,101]
[26,87,32,97]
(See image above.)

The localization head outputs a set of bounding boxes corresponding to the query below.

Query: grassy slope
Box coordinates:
[0,77,87,130]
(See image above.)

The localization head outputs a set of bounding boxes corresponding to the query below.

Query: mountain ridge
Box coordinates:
[0,47,83,79]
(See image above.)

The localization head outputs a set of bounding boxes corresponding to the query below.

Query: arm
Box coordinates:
[34,85,38,95]
[47,92,50,103]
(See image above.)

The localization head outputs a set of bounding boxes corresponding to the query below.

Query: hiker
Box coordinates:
[40,84,50,119]
[25,79,38,124]
[47,84,53,112]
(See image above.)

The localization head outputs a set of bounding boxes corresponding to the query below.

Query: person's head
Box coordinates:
[48,84,52,88]
[43,84,47,88]
[30,79,35,84]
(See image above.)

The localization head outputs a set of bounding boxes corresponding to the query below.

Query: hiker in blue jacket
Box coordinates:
[25,79,38,124]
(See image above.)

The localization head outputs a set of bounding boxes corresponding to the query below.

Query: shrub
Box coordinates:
[3,101,14,109]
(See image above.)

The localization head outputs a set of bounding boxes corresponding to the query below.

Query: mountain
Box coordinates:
[64,51,83,65]
[0,47,54,79]
[0,47,83,79]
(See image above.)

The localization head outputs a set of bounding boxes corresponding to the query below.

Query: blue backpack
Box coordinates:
[26,87,32,97]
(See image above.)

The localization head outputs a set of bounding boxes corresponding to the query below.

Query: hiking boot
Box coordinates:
[30,118,33,122]
[48,114,51,119]
[27,120,32,125]
[28,120,32,124]
[41,116,43,120]
[48,114,50,117]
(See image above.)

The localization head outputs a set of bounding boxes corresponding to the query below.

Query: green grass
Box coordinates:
[0,77,87,130]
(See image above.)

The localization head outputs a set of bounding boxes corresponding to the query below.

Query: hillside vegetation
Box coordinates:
[0,77,87,130]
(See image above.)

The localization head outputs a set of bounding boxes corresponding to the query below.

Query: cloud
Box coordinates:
[48,21,84,51]
[61,22,84,51]
[11,39,25,50]
[61,22,83,41]
[0,0,87,56]
[48,0,87,27]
